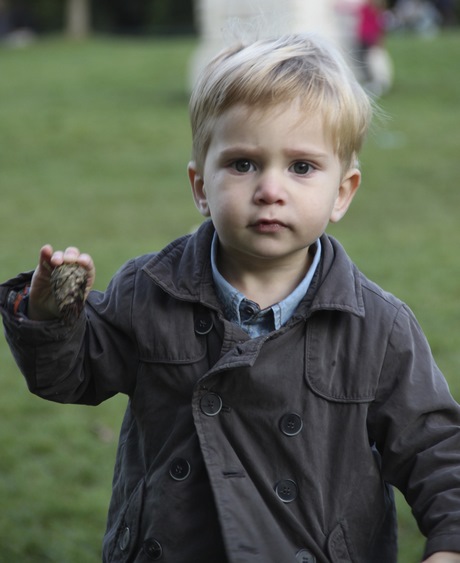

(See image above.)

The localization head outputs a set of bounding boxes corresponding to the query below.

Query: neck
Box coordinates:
[217,250,313,309]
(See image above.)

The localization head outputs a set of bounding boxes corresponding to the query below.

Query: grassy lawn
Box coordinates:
[0,31,459,561]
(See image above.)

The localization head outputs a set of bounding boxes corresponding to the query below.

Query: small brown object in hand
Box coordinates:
[50,263,88,325]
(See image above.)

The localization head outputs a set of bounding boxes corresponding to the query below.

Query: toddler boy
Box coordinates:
[2,34,460,562]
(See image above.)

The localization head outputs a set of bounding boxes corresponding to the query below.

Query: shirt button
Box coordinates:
[169,458,191,481]
[279,413,303,437]
[275,479,298,503]
[243,303,257,316]
[200,392,223,416]
[296,548,316,563]
[119,526,130,551]
[194,315,213,335]
[143,538,163,560]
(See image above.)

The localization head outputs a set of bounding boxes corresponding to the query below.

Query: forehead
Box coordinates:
[209,101,333,148]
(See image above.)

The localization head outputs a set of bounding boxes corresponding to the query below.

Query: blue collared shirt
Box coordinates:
[210,234,321,338]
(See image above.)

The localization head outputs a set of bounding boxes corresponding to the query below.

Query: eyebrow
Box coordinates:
[218,145,329,159]
[217,145,257,157]
[283,148,330,160]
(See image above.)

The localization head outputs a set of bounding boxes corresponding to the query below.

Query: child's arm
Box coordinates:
[424,554,460,562]
[1,244,138,404]
[28,244,95,321]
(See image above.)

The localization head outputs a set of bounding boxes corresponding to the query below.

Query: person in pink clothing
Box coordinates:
[358,0,386,49]
[356,0,393,94]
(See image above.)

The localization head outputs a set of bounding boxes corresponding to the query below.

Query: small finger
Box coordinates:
[50,247,80,266]
[50,250,64,266]
[63,247,81,262]
[77,253,93,269]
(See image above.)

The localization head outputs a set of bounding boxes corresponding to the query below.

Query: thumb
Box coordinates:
[36,244,55,279]
[28,245,60,320]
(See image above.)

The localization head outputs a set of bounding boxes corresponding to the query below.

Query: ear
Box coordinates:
[330,167,361,223]
[188,161,210,217]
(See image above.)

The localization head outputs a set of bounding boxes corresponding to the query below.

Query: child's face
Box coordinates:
[189,101,360,271]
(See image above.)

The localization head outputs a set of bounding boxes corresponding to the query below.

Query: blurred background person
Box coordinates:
[390,0,441,34]
[355,0,394,95]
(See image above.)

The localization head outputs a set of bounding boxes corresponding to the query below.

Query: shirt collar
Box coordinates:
[210,233,321,332]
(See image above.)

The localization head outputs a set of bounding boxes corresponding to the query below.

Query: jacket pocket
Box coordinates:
[106,478,146,563]
[305,315,379,403]
[327,521,355,563]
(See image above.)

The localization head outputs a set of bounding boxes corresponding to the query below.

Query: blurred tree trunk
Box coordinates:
[66,0,90,38]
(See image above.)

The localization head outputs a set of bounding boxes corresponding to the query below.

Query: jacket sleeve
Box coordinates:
[368,303,460,558]
[0,259,140,405]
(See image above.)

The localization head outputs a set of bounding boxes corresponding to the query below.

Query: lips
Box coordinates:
[250,219,287,233]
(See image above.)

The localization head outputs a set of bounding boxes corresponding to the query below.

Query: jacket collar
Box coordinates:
[308,234,365,318]
[142,221,221,310]
[142,220,365,319]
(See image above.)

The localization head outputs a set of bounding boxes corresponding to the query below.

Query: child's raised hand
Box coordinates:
[28,245,95,322]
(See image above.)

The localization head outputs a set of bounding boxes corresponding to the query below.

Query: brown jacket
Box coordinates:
[2,221,460,562]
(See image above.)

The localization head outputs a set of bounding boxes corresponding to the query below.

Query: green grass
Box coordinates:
[0,32,459,562]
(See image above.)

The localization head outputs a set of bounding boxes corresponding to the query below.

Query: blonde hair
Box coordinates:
[189,33,373,172]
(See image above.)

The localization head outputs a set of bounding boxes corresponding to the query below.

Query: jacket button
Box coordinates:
[296,549,316,562]
[169,458,191,481]
[279,413,303,436]
[143,538,163,560]
[275,479,298,503]
[195,315,213,335]
[200,392,222,416]
[119,526,130,551]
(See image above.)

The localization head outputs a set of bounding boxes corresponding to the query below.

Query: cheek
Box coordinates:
[208,196,241,229]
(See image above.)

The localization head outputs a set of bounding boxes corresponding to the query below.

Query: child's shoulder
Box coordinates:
[324,234,408,318]
[119,229,200,278]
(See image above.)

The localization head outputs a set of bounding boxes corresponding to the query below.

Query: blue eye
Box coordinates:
[232,159,253,173]
[291,162,313,175]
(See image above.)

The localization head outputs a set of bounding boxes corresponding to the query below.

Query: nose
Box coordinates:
[253,170,286,205]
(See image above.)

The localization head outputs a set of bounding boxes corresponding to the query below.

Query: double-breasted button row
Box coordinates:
[197,392,312,560]
[200,396,303,435]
